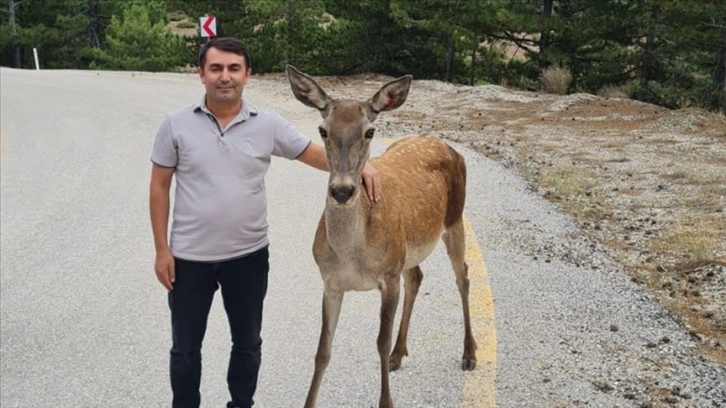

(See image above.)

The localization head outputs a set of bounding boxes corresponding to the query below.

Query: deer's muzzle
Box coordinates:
[330,185,355,205]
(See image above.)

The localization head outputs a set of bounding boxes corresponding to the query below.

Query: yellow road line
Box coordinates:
[462,216,497,407]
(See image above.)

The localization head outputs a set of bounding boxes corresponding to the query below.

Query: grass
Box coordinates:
[684,194,723,213]
[651,219,721,263]
[538,164,602,219]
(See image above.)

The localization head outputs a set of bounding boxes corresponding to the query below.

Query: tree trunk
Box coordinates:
[285,0,292,65]
[88,0,101,48]
[8,0,22,68]
[711,47,726,112]
[470,45,476,86]
[445,34,454,82]
[540,0,554,69]
[639,4,659,101]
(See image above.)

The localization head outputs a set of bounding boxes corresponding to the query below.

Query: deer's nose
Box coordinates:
[330,185,355,204]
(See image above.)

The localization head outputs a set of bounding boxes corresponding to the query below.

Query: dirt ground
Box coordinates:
[264,73,726,365]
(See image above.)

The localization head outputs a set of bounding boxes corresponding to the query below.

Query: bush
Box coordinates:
[176,21,197,29]
[540,65,572,95]
[166,11,187,22]
[501,59,539,90]
[597,85,628,99]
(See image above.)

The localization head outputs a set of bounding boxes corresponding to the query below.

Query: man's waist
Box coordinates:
[173,242,270,263]
[169,234,269,262]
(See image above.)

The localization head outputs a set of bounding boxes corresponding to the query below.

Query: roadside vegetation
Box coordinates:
[1,0,724,113]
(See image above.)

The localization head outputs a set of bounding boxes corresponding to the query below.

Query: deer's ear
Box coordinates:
[286,65,331,116]
[368,75,413,115]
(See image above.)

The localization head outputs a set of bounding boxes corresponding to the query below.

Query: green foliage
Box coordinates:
[0,23,13,50]
[166,10,188,22]
[0,0,127,68]
[176,20,197,29]
[236,0,331,73]
[0,0,723,112]
[501,59,539,91]
[632,0,726,111]
[91,2,187,72]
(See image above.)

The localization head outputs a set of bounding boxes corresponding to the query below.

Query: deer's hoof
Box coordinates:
[461,358,477,371]
[388,361,400,372]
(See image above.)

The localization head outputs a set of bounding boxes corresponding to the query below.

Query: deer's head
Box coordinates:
[286,65,412,206]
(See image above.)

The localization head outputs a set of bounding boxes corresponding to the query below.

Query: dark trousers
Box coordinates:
[169,246,269,408]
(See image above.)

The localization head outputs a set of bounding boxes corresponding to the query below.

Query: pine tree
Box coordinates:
[91,2,185,72]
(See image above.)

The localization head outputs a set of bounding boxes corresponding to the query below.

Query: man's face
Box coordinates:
[199,47,251,105]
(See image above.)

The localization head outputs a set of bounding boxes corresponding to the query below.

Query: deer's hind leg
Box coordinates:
[378,277,400,408]
[442,220,477,370]
[389,265,424,371]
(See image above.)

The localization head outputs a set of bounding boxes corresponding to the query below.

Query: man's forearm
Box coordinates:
[150,187,171,252]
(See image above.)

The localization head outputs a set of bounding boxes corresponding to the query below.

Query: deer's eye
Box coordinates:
[318,127,327,138]
[364,128,375,139]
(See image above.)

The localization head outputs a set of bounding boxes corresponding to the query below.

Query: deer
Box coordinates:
[286,65,477,408]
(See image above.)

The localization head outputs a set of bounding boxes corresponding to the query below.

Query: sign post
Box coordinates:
[33,48,39,70]
[200,15,217,38]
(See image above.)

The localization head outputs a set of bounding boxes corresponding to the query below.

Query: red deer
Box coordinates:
[287,65,476,408]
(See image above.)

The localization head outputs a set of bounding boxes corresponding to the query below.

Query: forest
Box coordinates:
[2,0,725,112]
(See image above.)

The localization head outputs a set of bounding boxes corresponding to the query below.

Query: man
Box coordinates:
[149,37,381,408]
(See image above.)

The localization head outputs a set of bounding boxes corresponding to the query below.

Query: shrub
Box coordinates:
[166,11,187,22]
[176,21,197,29]
[598,85,628,99]
[540,65,572,95]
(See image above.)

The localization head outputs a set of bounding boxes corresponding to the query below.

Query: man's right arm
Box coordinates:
[150,163,175,291]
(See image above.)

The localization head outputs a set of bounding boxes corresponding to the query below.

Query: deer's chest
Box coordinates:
[319,258,382,293]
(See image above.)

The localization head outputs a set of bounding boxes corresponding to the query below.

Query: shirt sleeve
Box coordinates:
[271,112,311,160]
[150,114,178,168]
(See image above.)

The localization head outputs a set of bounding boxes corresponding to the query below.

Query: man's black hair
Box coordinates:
[198,37,251,70]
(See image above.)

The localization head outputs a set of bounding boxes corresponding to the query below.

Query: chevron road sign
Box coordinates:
[200,15,216,38]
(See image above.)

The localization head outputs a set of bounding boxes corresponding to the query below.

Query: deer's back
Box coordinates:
[370,134,466,244]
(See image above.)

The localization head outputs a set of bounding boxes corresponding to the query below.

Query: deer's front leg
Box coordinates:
[377,277,401,408]
[304,289,344,408]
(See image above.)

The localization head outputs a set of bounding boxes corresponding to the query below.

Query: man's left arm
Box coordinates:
[297,142,382,203]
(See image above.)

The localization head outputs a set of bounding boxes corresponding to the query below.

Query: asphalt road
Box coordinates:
[1,68,724,408]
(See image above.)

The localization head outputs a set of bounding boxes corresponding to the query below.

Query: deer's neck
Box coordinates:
[324,199,366,256]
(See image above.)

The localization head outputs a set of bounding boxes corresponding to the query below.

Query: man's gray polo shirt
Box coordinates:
[151,98,311,262]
